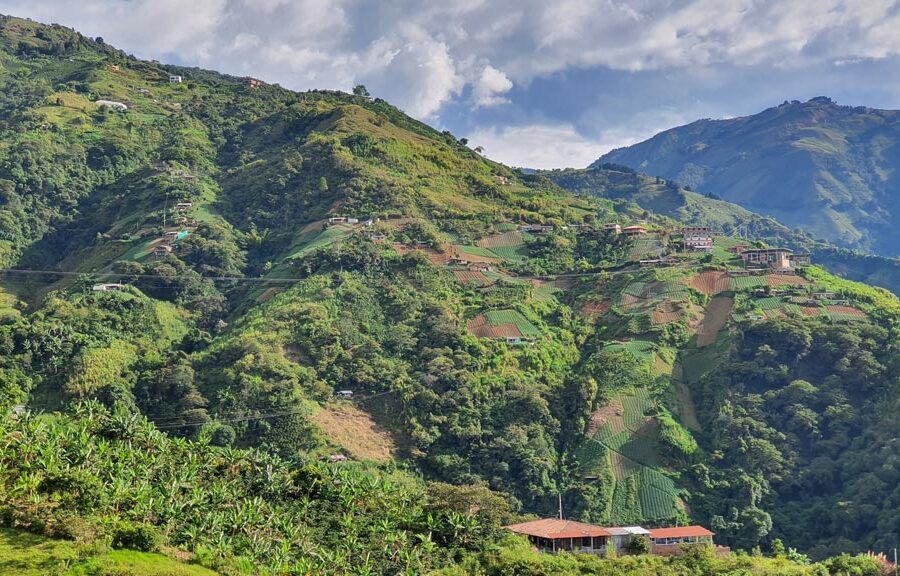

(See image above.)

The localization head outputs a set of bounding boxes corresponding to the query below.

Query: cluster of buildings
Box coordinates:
[155,202,193,257]
[505,518,718,557]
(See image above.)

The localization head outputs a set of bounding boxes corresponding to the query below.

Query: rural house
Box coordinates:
[154,245,174,256]
[648,526,715,556]
[505,519,610,555]
[92,283,125,292]
[740,248,793,269]
[790,253,812,266]
[604,526,650,553]
[169,74,183,83]
[622,225,648,237]
[603,223,622,235]
[520,224,554,234]
[247,78,262,88]
[175,202,193,212]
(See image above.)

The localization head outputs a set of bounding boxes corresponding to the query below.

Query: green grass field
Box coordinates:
[0,528,221,576]
[602,340,657,362]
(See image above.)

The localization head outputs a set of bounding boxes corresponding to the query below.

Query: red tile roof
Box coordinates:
[649,525,714,539]
[505,518,611,539]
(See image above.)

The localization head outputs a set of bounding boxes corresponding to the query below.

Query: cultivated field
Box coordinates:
[697,296,733,347]
[452,270,491,286]
[690,271,730,295]
[466,309,541,338]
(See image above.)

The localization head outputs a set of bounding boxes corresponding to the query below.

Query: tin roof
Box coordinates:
[648,525,714,539]
[505,518,610,539]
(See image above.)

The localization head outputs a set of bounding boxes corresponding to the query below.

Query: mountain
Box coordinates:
[594,98,900,257]
[544,165,900,296]
[0,16,897,575]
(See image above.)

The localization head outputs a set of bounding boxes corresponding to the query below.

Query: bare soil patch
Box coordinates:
[697,296,733,347]
[312,404,398,463]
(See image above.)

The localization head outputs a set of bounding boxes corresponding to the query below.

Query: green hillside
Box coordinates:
[545,165,900,296]
[593,97,900,257]
[0,15,897,575]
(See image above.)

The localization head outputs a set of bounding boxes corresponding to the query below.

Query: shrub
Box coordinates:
[626,534,650,554]
[111,521,161,552]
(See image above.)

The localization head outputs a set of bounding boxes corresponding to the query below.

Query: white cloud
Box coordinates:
[473,65,513,107]
[466,123,638,169]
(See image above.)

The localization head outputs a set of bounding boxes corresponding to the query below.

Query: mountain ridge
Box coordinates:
[594,97,900,257]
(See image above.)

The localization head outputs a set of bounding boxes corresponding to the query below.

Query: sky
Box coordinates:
[5,0,900,168]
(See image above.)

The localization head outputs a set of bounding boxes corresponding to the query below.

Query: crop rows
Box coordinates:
[484,309,541,337]
[639,468,679,519]
[729,275,767,290]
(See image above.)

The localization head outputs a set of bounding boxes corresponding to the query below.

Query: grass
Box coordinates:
[602,340,657,362]
[0,528,221,576]
[312,403,397,463]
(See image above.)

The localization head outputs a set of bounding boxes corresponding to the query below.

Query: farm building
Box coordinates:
[622,225,648,237]
[520,224,554,234]
[335,390,354,399]
[496,175,510,185]
[740,248,793,270]
[728,244,751,254]
[169,74,183,83]
[247,78,262,88]
[505,519,610,555]
[790,253,812,266]
[175,202,193,211]
[92,283,125,292]
[95,99,127,111]
[604,526,651,553]
[603,223,622,235]
[154,245,174,256]
[328,216,347,224]
[648,526,715,556]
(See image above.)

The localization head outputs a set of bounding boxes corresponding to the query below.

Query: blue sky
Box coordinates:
[5,0,900,168]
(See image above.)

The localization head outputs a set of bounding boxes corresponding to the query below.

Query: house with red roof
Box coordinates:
[504,518,611,555]
[648,525,715,555]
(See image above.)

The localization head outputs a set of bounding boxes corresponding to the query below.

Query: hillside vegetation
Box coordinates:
[0,15,897,575]
[545,165,900,296]
[594,97,900,257]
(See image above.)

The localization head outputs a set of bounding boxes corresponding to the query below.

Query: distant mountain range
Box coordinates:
[594,97,900,257]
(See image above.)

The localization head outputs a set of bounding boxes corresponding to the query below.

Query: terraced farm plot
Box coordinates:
[603,340,657,362]
[466,315,520,338]
[729,274,767,291]
[455,245,502,263]
[452,270,491,286]
[627,236,665,262]
[288,224,354,259]
[799,305,825,317]
[485,309,541,337]
[467,309,540,339]
[766,273,808,287]
[652,308,683,325]
[826,305,867,321]
[477,230,523,248]
[639,468,679,519]
[752,297,785,310]
[697,296,733,347]
[580,299,611,319]
[690,271,730,295]
[617,280,691,313]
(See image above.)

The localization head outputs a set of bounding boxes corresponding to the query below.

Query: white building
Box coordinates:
[169,75,183,83]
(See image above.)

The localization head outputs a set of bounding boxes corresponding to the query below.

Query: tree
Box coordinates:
[352,84,370,97]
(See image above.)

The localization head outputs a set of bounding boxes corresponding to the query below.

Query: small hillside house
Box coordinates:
[154,245,174,257]
[92,283,125,292]
[521,224,554,234]
[790,253,812,266]
[169,74,183,83]
[335,390,354,399]
[175,202,193,212]
[740,248,793,270]
[505,519,610,555]
[622,225,648,237]
[604,526,650,553]
[247,78,262,88]
[604,223,622,235]
[648,526,714,556]
[681,226,710,236]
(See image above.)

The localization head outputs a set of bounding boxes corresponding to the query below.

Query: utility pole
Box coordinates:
[558,492,563,520]
[893,547,897,576]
